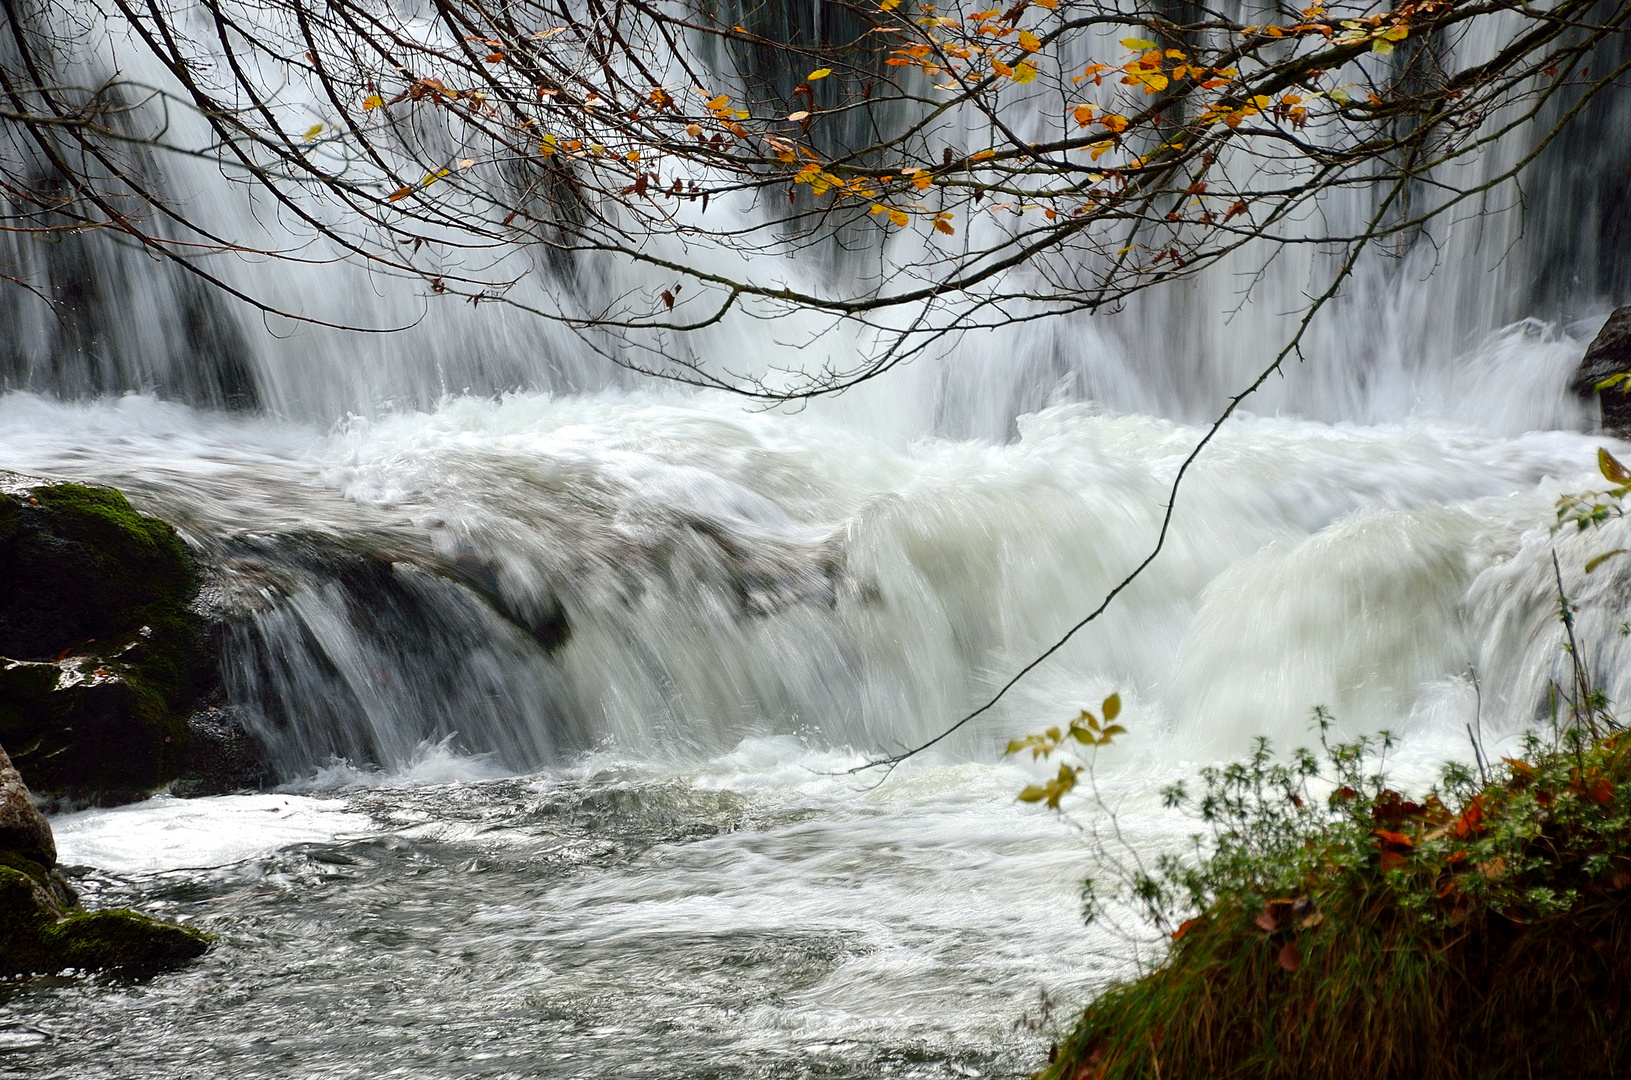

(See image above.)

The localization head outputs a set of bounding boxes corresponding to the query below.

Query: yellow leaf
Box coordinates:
[1371,38,1393,54]
[887,208,909,227]
[1382,23,1410,40]
[362,95,384,111]
[1103,114,1129,132]
[807,68,832,80]
[970,148,996,160]
[1600,447,1631,484]
[880,0,902,9]
[992,59,1014,77]
[912,172,933,190]
[1103,693,1121,721]
[870,204,887,215]
[1017,785,1049,803]
[1089,139,1113,160]
[933,217,955,235]
[1585,550,1628,573]
[1018,30,1041,51]
[1121,37,1156,50]
[706,94,730,109]
[304,123,324,140]
[1012,62,1038,83]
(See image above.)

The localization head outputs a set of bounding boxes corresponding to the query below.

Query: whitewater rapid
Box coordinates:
[5,347,1629,1076]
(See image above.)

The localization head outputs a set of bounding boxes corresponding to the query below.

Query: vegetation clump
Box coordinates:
[1039,712,1631,1080]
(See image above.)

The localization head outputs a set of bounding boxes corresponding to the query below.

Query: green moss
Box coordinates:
[43,909,211,972]
[0,864,211,977]
[0,849,54,891]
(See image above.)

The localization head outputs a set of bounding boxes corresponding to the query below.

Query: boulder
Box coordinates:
[172,706,273,798]
[0,744,53,867]
[0,741,210,977]
[0,475,205,804]
[1571,306,1631,431]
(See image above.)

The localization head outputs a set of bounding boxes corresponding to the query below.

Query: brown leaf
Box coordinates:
[1255,909,1280,933]
[1276,940,1301,972]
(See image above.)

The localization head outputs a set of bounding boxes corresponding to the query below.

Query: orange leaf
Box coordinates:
[1374,829,1414,848]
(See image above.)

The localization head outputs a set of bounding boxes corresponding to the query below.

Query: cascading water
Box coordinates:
[1,1,1628,1077]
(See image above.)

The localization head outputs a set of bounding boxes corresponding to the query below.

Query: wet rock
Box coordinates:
[0,741,210,978]
[1571,306,1631,431]
[172,706,272,798]
[0,475,203,804]
[0,655,186,808]
[0,744,53,867]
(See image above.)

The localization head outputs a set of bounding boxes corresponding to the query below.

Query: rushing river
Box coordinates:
[3,379,1630,1077]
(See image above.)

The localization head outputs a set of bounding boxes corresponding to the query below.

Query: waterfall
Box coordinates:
[0,0,1626,782]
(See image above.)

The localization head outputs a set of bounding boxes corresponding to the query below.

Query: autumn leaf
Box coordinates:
[807,68,832,80]
[304,123,324,140]
[887,207,909,227]
[1600,447,1631,483]
[1276,941,1301,972]
[787,110,810,121]
[1011,62,1038,83]
[362,94,384,110]
[933,218,955,235]
[1018,30,1041,51]
[1120,37,1156,49]
[1102,693,1121,721]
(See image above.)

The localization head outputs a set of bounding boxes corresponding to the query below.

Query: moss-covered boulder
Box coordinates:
[0,475,204,804]
[0,744,209,977]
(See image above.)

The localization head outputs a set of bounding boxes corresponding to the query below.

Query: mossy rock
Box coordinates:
[0,481,201,702]
[0,479,205,803]
[0,659,187,805]
[0,865,209,977]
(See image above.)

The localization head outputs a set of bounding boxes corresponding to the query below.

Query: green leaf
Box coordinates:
[1017,785,1049,803]
[1102,725,1127,737]
[1585,550,1627,573]
[1103,693,1121,721]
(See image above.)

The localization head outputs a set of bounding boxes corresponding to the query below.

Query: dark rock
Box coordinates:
[0,740,210,978]
[1571,307,1631,431]
[0,655,186,808]
[172,706,272,798]
[0,475,204,804]
[0,744,53,866]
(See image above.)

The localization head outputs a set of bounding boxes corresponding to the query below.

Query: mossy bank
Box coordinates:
[0,473,210,804]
